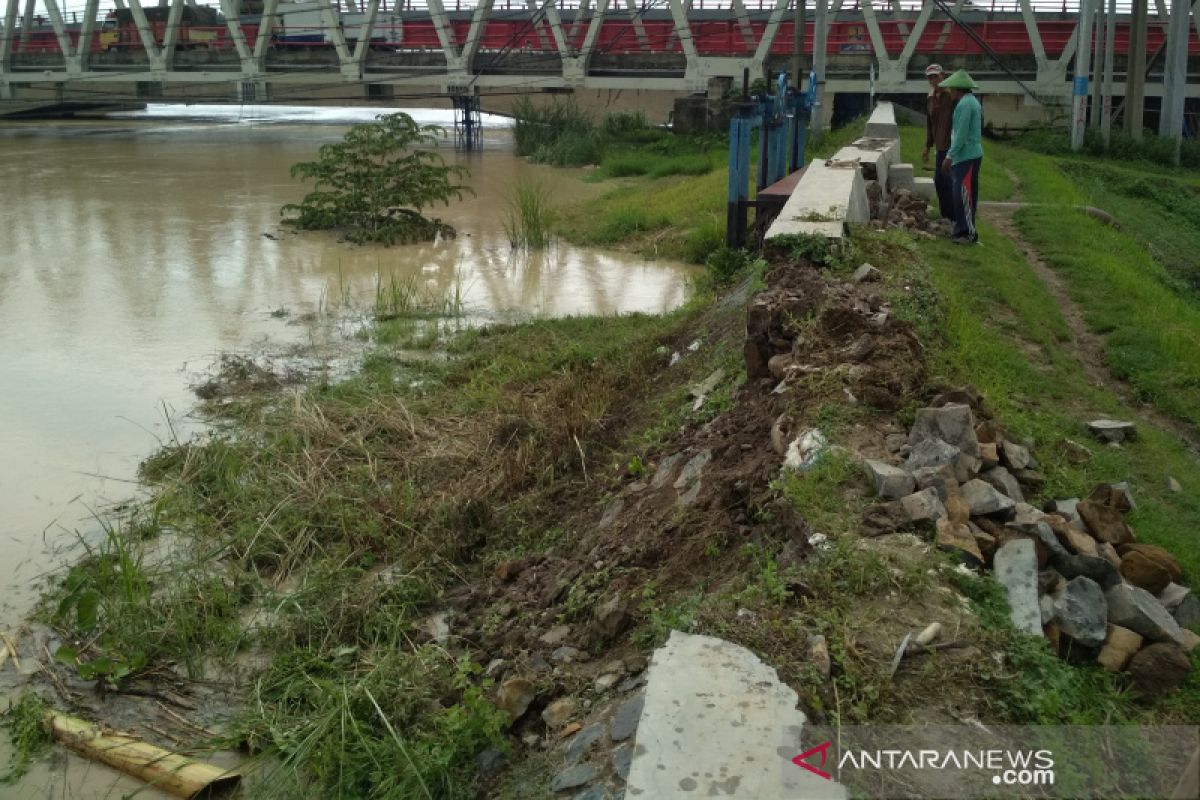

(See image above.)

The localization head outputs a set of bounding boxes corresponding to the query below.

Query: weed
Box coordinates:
[503,181,555,249]
[1,694,52,783]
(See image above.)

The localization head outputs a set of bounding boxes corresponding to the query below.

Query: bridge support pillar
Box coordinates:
[1126,0,1148,139]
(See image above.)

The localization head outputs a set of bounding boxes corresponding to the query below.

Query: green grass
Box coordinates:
[1,694,53,784]
[503,181,555,249]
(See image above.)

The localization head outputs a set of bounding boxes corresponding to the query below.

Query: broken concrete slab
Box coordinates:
[626,631,845,800]
[912,176,936,202]
[765,159,870,241]
[832,137,900,186]
[993,539,1043,637]
[961,479,1017,516]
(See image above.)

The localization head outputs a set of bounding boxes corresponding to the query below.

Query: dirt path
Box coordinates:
[983,171,1200,452]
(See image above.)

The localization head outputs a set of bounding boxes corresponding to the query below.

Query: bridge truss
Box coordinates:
[0,0,1197,113]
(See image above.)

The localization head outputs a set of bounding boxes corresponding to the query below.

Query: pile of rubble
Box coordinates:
[861,398,1199,695]
[865,185,949,236]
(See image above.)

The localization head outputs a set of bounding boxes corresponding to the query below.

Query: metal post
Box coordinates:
[1160,0,1188,162]
[1126,0,1148,139]
[1100,0,1115,143]
[726,104,756,248]
[811,0,828,138]
[1071,0,1094,151]
[1090,0,1104,126]
[792,0,806,86]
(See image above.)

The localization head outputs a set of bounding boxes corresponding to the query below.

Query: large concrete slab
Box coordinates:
[765,159,870,241]
[626,631,845,799]
[831,137,900,187]
[864,101,900,139]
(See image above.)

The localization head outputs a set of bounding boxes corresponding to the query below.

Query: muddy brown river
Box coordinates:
[0,106,692,797]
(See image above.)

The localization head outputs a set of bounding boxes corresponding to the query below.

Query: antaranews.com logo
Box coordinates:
[788,725,1197,799]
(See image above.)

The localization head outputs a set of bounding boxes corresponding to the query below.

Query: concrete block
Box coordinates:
[912,177,936,202]
[626,631,845,799]
[765,159,870,241]
[832,137,900,187]
[864,100,900,139]
[888,163,915,192]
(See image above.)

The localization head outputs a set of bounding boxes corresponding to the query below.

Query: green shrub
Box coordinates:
[703,247,753,284]
[684,216,725,264]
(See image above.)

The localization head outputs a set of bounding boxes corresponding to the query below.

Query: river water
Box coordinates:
[0,105,692,796]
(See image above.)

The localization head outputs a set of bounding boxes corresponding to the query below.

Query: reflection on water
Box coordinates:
[0,109,692,704]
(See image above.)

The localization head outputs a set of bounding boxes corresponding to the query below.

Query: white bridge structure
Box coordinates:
[0,0,1197,127]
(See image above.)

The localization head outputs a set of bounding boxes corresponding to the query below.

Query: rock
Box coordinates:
[563,723,605,765]
[609,693,644,742]
[559,722,583,739]
[978,442,1000,468]
[1158,583,1191,611]
[1045,498,1086,530]
[1182,629,1200,653]
[1040,594,1056,625]
[808,634,832,679]
[476,746,508,776]
[1127,643,1191,696]
[1097,542,1122,567]
[1052,577,1108,648]
[573,787,610,800]
[1117,543,1182,583]
[651,453,682,489]
[943,485,971,525]
[863,459,916,500]
[1060,438,1094,464]
[1050,518,1099,558]
[612,741,634,780]
[1000,440,1033,470]
[993,539,1043,637]
[496,559,527,582]
[674,449,712,505]
[909,404,980,458]
[915,622,942,646]
[551,646,584,664]
[980,467,1024,503]
[1174,594,1200,629]
[905,437,978,484]
[784,429,828,472]
[1038,569,1065,596]
[1166,476,1182,493]
[1076,500,1134,545]
[961,479,1017,516]
[975,420,1004,444]
[1088,482,1134,512]
[1087,419,1137,443]
[936,518,983,564]
[1010,502,1044,526]
[551,764,598,793]
[540,625,573,646]
[1013,468,1046,491]
[1119,551,1173,595]
[542,697,577,729]
[899,488,947,526]
[624,653,648,674]
[1010,521,1070,561]
[1097,624,1144,672]
[767,354,794,380]
[1105,584,1188,645]
[885,433,908,452]
[496,677,537,723]
[861,500,911,536]
[594,673,621,692]
[593,594,633,639]
[853,263,882,282]
[1051,553,1122,590]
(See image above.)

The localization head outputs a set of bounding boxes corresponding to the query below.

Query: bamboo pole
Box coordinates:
[45,712,240,799]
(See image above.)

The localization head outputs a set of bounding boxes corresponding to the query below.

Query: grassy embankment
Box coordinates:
[5,117,1200,795]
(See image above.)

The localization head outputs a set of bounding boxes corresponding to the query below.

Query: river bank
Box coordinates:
[4,111,1200,798]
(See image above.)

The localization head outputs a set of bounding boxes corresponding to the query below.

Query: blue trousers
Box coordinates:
[951,157,982,242]
[933,148,954,220]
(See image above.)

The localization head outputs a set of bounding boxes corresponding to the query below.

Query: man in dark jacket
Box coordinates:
[921,63,955,221]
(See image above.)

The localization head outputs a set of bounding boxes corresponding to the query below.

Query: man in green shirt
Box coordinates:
[940,69,983,245]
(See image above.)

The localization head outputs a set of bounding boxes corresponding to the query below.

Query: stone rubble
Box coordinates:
[858,394,1196,694]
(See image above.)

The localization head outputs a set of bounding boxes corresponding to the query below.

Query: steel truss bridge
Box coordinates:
[1,0,1197,120]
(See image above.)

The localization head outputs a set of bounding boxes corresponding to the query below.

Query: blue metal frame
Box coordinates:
[726,70,816,248]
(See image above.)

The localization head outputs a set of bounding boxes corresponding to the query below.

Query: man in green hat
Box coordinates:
[940,68,983,245]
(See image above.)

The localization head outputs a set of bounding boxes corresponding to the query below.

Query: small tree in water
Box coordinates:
[282,113,470,245]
